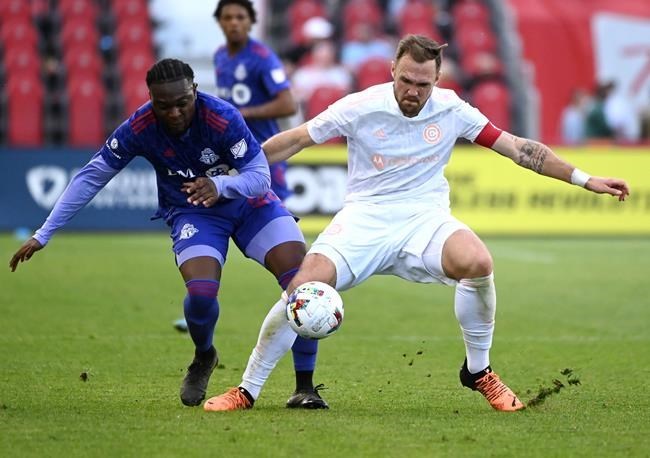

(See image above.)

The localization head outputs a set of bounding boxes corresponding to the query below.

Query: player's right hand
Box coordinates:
[181,177,220,208]
[9,238,43,272]
[585,177,630,201]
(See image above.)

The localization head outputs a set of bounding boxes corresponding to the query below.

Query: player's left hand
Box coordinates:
[9,238,43,272]
[182,177,220,207]
[585,177,630,201]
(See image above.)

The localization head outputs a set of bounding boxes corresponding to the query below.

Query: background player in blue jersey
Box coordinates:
[214,0,295,200]
[9,58,327,409]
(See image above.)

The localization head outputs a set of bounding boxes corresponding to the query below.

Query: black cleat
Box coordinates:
[180,346,218,406]
[286,383,329,409]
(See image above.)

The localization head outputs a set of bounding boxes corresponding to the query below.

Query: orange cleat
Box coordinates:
[474,371,525,411]
[460,359,525,412]
[204,387,253,412]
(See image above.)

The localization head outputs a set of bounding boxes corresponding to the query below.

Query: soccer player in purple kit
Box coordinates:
[8,58,326,409]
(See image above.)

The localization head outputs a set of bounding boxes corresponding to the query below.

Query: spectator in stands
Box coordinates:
[291,40,353,105]
[283,16,334,67]
[560,88,589,145]
[603,80,641,143]
[585,82,614,141]
[341,22,395,72]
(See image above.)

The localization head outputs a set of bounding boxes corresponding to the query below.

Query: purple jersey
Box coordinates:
[100,91,262,220]
[214,38,291,200]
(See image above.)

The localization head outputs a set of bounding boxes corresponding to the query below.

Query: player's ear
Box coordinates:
[390,60,395,78]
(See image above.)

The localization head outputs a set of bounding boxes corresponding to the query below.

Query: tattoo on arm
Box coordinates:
[516,139,547,173]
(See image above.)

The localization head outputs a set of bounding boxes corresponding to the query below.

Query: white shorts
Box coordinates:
[308,202,470,290]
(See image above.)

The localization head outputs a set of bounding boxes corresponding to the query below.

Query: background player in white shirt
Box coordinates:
[204,35,630,412]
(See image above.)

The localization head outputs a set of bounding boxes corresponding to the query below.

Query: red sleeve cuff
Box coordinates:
[474,122,502,147]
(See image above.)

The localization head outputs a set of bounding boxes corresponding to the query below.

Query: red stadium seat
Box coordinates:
[471,80,511,131]
[63,45,104,80]
[355,57,392,90]
[0,0,32,24]
[0,20,39,50]
[60,16,100,50]
[455,23,497,55]
[114,17,154,51]
[117,47,156,82]
[3,46,41,80]
[288,0,327,45]
[397,0,437,36]
[67,75,106,146]
[343,0,383,40]
[57,0,97,21]
[452,0,490,27]
[6,75,45,146]
[121,76,150,115]
[306,86,346,143]
[111,0,150,23]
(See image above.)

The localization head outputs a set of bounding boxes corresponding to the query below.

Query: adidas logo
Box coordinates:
[373,128,387,139]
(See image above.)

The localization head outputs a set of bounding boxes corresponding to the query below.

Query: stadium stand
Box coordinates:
[0,0,158,147]
[355,57,392,90]
[470,80,511,131]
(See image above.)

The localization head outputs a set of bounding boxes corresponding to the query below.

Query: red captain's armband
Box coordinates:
[474,122,502,148]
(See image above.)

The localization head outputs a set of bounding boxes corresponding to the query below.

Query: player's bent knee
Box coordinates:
[287,254,337,293]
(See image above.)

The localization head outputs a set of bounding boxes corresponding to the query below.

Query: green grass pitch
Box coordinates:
[1,233,649,457]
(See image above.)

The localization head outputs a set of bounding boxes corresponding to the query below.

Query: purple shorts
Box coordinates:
[169,192,304,267]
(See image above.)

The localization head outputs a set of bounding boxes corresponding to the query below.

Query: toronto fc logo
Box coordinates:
[423,123,442,144]
[199,148,218,165]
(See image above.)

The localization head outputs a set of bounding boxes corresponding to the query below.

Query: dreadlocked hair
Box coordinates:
[146,59,194,87]
[213,0,257,23]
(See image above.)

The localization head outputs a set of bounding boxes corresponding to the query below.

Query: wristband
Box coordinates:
[570,168,591,187]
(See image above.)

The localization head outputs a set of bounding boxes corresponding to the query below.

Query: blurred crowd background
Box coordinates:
[1,0,649,150]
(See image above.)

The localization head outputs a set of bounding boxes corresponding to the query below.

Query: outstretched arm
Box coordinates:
[490,131,630,201]
[9,154,119,272]
[239,89,296,120]
[262,123,316,165]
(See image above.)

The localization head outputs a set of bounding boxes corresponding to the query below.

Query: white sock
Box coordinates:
[454,273,496,374]
[240,295,297,400]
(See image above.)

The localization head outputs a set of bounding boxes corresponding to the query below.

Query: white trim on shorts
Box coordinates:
[176,244,225,267]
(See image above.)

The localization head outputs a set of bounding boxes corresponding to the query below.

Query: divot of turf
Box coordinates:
[526,368,581,407]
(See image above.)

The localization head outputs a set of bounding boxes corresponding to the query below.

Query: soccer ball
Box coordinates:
[286,281,344,340]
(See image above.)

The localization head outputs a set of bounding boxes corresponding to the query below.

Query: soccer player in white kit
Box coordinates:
[204,35,630,412]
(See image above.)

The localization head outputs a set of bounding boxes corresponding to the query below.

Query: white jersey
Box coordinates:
[307,83,489,207]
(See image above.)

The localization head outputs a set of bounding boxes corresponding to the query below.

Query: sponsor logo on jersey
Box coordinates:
[167,168,196,178]
[234,63,247,80]
[230,139,247,159]
[199,148,219,165]
[423,123,442,144]
[271,68,287,84]
[372,154,385,171]
[179,223,199,240]
[232,83,252,105]
[110,138,119,149]
[206,164,231,177]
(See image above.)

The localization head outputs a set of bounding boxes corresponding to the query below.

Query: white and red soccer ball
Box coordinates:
[286,281,344,340]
